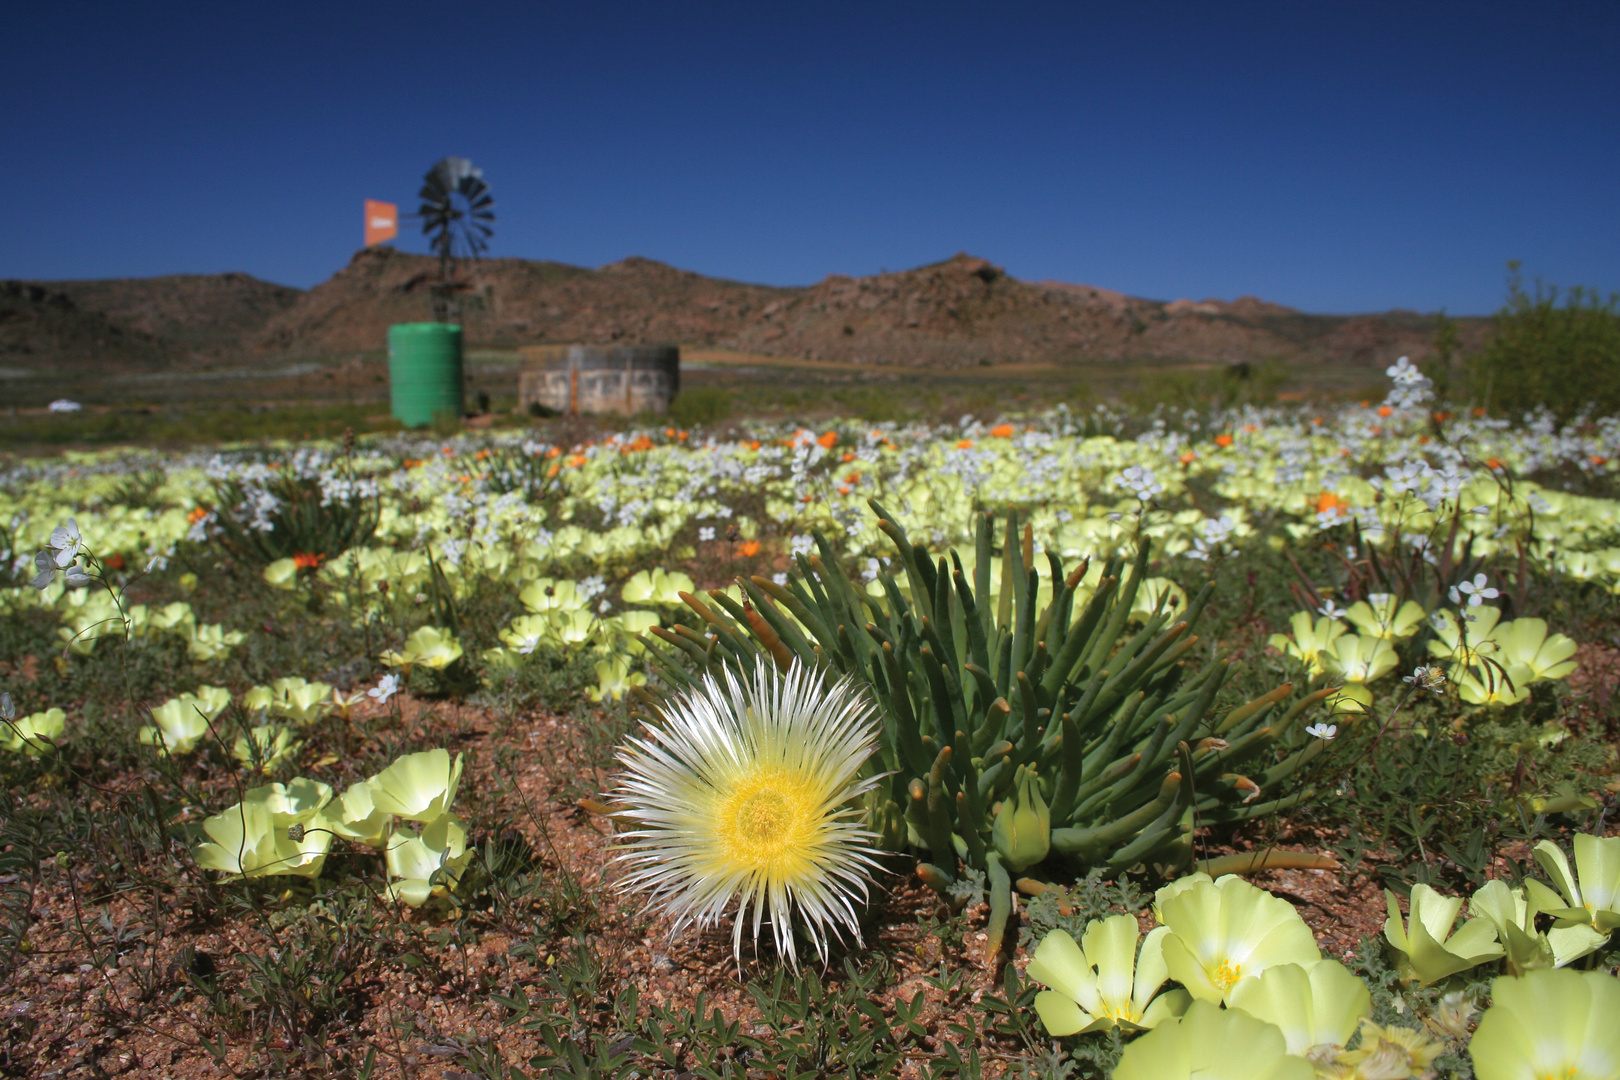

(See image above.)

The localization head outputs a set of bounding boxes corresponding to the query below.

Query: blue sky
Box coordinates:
[3,1,1616,314]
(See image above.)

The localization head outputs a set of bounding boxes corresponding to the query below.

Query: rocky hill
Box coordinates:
[2,250,1486,374]
[0,273,300,373]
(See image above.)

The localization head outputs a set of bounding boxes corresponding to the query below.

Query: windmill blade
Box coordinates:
[411,156,495,284]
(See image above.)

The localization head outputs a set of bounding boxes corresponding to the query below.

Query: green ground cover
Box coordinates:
[1,358,1617,1078]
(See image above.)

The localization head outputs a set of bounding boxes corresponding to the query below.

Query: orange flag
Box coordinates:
[364,200,398,246]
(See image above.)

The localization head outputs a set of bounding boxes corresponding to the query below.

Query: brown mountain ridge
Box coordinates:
[2,249,1483,375]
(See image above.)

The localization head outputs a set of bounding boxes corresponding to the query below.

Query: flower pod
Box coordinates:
[991,765,1050,872]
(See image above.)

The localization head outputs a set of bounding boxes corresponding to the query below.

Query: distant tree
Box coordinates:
[1470,262,1620,420]
[1423,311,1459,402]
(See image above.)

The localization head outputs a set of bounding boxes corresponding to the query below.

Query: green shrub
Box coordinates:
[832,385,910,423]
[211,465,380,565]
[667,386,732,427]
[645,505,1322,959]
[1470,265,1620,420]
[1128,361,1287,413]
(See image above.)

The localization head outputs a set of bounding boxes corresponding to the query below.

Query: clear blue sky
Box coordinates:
[4,1,1616,314]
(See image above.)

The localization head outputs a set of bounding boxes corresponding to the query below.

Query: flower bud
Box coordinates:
[992,766,1051,872]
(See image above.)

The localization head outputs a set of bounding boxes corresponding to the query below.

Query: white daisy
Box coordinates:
[609,659,884,968]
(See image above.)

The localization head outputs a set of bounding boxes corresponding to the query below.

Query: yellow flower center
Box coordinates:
[737,791,791,842]
[715,768,817,866]
[1211,959,1243,991]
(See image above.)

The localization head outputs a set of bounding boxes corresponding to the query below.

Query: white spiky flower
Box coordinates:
[609,658,885,968]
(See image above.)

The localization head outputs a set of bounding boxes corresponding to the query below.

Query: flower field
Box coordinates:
[1,359,1617,1078]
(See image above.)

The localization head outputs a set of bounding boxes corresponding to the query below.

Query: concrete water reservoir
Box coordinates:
[517,344,680,416]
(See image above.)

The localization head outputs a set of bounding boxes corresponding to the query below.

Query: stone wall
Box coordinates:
[517,344,680,416]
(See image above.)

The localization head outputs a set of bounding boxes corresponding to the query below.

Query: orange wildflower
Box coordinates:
[103,552,126,571]
[1486,457,1504,470]
[546,464,561,478]
[544,446,562,459]
[566,454,588,468]
[842,452,858,463]
[664,427,677,438]
[1214,433,1234,448]
[1377,406,1394,418]
[1417,435,1430,444]
[474,449,491,460]
[1243,424,1258,433]
[401,458,424,469]
[1311,417,1323,426]
[1592,455,1609,466]
[441,446,455,456]
[186,506,210,525]
[1178,451,1197,465]
[292,552,326,570]
[747,440,762,451]
[738,540,762,557]
[1314,491,1347,514]
[623,435,655,453]
[1433,411,1453,423]
[817,431,839,449]
[1474,407,1487,417]
[990,423,1015,438]
[957,439,974,449]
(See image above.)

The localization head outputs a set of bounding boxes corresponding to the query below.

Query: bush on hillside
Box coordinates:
[1470,265,1620,420]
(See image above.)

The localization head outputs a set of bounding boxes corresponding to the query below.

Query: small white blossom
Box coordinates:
[1318,600,1349,620]
[698,526,716,542]
[367,674,400,703]
[1305,722,1338,741]
[1448,573,1499,608]
[1114,464,1163,503]
[48,519,82,565]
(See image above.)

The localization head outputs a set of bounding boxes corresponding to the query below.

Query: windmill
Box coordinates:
[414,156,495,322]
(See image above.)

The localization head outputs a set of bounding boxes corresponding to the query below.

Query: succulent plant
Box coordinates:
[643,504,1326,957]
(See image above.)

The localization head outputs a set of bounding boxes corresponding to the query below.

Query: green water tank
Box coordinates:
[388,322,464,427]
